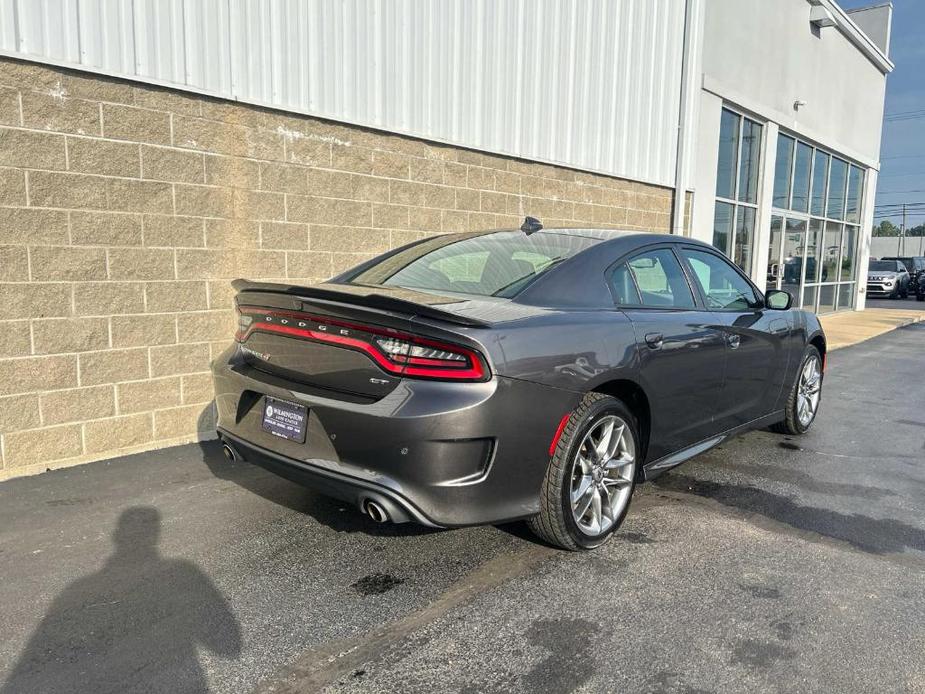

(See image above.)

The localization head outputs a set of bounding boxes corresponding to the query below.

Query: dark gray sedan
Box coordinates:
[212,225,826,550]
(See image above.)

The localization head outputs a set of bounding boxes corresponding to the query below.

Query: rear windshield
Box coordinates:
[869,261,899,271]
[883,257,913,269]
[345,231,598,298]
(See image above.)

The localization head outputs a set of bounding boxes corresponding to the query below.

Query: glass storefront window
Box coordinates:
[838,283,855,312]
[818,284,837,314]
[713,107,761,274]
[846,165,863,224]
[734,206,756,273]
[769,132,865,314]
[781,218,806,304]
[716,110,740,200]
[791,142,813,212]
[773,135,795,208]
[810,151,829,217]
[827,158,848,220]
[738,119,762,204]
[822,222,841,283]
[840,226,857,281]
[767,215,783,292]
[713,201,734,255]
[802,286,818,312]
[805,219,824,284]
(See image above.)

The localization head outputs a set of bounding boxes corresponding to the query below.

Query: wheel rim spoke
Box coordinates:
[589,488,603,533]
[571,475,594,504]
[594,420,615,461]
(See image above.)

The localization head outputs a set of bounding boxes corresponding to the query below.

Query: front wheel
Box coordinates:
[772,346,823,435]
[528,393,639,551]
[916,293,924,302]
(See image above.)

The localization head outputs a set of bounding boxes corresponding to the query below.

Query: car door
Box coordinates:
[608,246,727,460]
[678,246,792,431]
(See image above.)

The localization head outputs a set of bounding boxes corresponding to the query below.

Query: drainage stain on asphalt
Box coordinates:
[655,474,925,555]
[351,573,404,596]
[621,531,657,544]
[521,618,598,693]
[731,639,797,670]
[738,583,781,600]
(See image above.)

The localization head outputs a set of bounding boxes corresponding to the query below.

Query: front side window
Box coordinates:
[682,248,758,311]
[625,249,695,309]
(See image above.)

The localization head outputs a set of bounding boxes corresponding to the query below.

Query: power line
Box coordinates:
[884,107,925,118]
[881,154,925,161]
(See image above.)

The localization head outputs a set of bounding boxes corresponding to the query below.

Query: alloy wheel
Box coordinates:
[569,415,636,536]
[797,356,822,427]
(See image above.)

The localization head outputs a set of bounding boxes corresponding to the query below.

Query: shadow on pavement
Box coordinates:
[1,507,242,694]
[656,473,925,555]
[198,439,439,538]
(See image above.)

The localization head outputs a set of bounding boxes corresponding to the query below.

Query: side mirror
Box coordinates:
[766,290,792,310]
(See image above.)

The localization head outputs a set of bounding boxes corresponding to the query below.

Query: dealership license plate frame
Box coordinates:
[261,396,308,443]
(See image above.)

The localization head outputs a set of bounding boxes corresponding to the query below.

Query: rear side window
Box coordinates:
[681,248,759,311]
[622,249,695,308]
[609,263,641,305]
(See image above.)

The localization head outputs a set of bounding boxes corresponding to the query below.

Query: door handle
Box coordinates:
[645,332,664,349]
[727,334,741,349]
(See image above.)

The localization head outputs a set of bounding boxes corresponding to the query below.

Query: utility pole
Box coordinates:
[901,203,906,255]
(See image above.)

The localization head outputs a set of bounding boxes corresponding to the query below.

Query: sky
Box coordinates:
[839,0,925,229]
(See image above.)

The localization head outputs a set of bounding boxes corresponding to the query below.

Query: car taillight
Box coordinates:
[235,305,488,381]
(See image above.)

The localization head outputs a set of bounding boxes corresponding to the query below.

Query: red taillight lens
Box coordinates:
[235,305,488,381]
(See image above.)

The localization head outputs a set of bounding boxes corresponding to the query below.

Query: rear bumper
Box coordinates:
[211,344,580,527]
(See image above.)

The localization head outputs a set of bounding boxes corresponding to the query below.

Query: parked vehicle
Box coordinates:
[866,259,910,299]
[916,272,925,302]
[881,256,925,291]
[212,224,826,550]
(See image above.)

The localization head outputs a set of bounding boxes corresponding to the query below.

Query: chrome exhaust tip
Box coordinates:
[365,500,389,524]
[221,443,237,462]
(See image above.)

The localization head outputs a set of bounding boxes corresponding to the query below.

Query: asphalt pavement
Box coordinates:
[1,323,924,694]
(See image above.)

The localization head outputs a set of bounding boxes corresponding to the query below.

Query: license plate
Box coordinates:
[261,396,308,443]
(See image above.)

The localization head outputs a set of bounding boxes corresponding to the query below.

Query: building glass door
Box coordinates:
[768,132,865,314]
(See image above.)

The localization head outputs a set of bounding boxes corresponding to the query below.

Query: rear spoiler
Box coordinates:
[231,279,491,328]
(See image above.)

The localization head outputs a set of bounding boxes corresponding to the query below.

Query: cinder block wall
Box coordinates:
[0,57,675,479]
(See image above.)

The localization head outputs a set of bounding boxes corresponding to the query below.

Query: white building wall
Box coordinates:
[699,0,888,167]
[0,0,688,188]
[691,0,890,307]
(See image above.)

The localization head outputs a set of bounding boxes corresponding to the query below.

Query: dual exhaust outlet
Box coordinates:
[221,439,394,524]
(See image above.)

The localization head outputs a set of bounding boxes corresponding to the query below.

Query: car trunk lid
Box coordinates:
[233,281,492,399]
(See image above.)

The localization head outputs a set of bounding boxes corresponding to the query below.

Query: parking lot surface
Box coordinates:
[1,323,924,693]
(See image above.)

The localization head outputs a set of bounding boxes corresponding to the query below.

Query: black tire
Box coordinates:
[528,393,639,551]
[772,345,823,436]
[917,294,924,302]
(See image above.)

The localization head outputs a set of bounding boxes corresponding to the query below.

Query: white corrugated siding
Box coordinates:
[0,0,686,186]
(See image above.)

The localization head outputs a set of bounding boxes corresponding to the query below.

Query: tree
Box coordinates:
[907,223,925,237]
[873,220,900,237]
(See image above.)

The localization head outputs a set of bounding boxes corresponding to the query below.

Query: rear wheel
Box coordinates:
[528,393,638,551]
[772,346,822,435]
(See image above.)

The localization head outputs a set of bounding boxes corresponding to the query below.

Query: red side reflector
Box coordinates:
[549,413,571,457]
